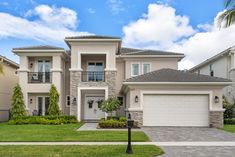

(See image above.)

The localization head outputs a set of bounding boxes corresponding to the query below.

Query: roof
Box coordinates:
[120,47,184,56]
[0,55,19,68]
[65,35,121,40]
[190,46,235,72]
[124,68,231,83]
[12,45,64,51]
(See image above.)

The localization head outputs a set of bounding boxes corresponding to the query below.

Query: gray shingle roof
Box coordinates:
[12,45,64,50]
[125,68,231,82]
[120,47,184,56]
[65,35,121,40]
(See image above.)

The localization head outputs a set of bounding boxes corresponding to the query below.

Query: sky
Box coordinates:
[0,0,234,69]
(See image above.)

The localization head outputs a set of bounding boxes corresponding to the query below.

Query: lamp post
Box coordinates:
[126,113,134,154]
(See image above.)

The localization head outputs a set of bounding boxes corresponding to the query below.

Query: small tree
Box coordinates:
[223,96,234,119]
[100,97,120,118]
[48,84,60,115]
[10,84,26,119]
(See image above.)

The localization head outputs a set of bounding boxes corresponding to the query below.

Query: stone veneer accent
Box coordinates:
[128,111,143,126]
[209,111,224,128]
[70,71,116,117]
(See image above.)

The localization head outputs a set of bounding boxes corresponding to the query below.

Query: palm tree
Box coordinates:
[218,0,235,28]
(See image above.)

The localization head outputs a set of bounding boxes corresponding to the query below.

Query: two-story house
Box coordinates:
[0,55,19,121]
[13,35,232,128]
[190,46,235,104]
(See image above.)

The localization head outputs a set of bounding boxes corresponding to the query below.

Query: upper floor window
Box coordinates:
[131,63,140,76]
[209,64,214,76]
[143,63,151,74]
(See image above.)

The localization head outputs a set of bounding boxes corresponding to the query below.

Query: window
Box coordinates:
[87,62,104,81]
[143,63,150,74]
[117,96,124,106]
[66,95,70,106]
[209,64,214,76]
[131,63,139,76]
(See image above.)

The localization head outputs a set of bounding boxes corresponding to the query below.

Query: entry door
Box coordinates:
[37,96,50,116]
[38,60,51,82]
[84,96,105,120]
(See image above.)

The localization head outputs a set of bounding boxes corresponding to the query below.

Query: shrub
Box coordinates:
[98,117,139,128]
[100,97,120,118]
[10,84,26,119]
[48,84,60,116]
[224,118,235,125]
[8,116,78,125]
[223,96,234,119]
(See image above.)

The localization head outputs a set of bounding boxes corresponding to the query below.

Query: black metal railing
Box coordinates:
[82,71,105,82]
[28,72,52,83]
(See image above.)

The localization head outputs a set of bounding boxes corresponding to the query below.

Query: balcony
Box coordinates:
[81,71,105,82]
[28,72,52,83]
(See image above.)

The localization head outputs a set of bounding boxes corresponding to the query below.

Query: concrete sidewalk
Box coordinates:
[1,141,235,146]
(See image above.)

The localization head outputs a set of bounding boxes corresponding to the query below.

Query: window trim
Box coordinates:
[117,96,124,107]
[142,62,151,74]
[131,63,140,77]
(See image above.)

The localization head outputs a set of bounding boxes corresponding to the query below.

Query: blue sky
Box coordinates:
[0,0,234,69]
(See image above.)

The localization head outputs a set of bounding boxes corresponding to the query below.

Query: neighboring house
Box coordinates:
[0,55,19,121]
[190,46,235,104]
[12,35,232,128]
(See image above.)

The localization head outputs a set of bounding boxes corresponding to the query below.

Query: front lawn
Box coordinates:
[0,123,149,142]
[222,125,235,133]
[0,145,164,157]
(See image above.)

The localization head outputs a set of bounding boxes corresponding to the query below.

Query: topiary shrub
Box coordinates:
[100,97,120,118]
[223,96,234,119]
[48,84,60,116]
[10,84,27,119]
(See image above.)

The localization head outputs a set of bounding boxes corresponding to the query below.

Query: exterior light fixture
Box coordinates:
[135,96,139,103]
[73,97,77,105]
[30,63,33,68]
[30,99,33,104]
[214,96,219,103]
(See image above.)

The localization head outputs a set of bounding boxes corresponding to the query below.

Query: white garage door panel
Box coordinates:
[143,94,209,126]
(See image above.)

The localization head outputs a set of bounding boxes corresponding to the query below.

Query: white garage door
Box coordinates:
[143,94,209,126]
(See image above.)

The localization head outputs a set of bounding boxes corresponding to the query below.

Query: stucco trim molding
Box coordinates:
[69,68,83,72]
[125,108,143,111]
[50,69,63,72]
[17,69,30,72]
[123,82,233,85]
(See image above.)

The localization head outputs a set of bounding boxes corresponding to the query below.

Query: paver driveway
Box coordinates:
[142,127,235,142]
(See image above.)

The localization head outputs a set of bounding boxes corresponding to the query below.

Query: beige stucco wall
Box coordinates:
[123,58,179,79]
[125,85,225,111]
[0,63,18,110]
[70,42,119,71]
[17,52,67,113]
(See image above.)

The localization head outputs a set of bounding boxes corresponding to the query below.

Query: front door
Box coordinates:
[84,96,105,120]
[37,96,50,116]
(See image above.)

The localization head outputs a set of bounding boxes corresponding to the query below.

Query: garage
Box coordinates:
[143,94,209,126]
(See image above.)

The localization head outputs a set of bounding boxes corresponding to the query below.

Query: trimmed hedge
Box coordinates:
[8,116,78,125]
[224,118,235,125]
[98,117,139,128]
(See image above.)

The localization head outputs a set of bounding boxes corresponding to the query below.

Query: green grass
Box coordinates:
[0,123,149,142]
[222,125,235,133]
[0,145,163,157]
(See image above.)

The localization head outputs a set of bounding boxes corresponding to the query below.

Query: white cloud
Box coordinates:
[0,4,91,42]
[122,3,235,70]
[107,0,124,15]
[123,3,196,49]
[87,8,96,14]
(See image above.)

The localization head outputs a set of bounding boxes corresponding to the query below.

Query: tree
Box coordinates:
[218,0,235,28]
[10,84,26,119]
[223,96,234,118]
[48,84,60,115]
[100,97,120,118]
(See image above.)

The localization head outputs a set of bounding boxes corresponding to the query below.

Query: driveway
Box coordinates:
[142,127,235,157]
[142,127,235,141]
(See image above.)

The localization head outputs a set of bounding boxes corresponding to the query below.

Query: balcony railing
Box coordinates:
[28,72,52,83]
[82,71,105,82]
